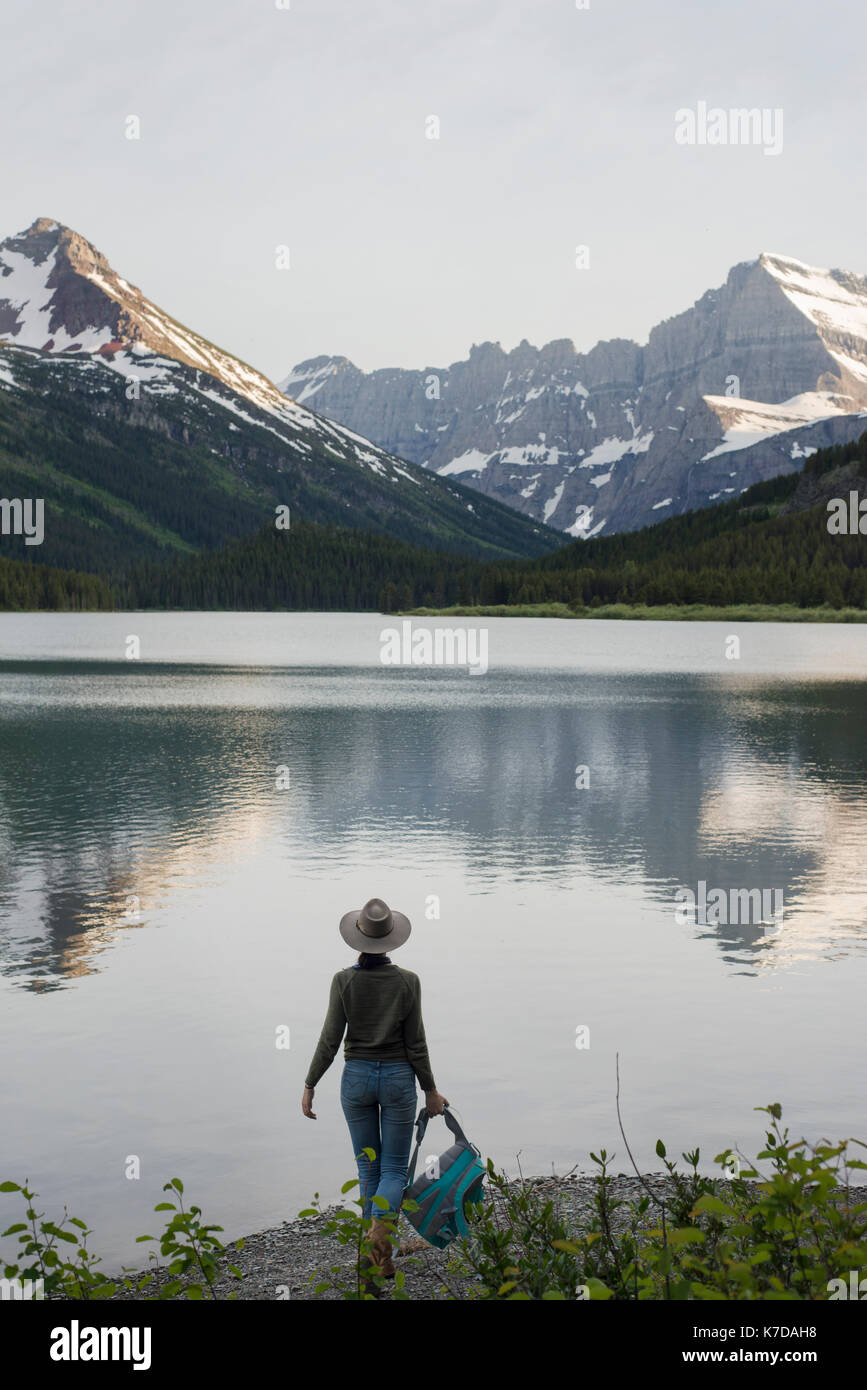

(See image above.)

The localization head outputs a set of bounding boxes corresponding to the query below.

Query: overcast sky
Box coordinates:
[4,0,866,380]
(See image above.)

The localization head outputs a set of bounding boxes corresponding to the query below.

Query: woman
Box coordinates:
[301,896,448,1278]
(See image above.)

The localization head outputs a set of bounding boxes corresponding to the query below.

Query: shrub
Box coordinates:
[450,1103,867,1300]
[0,1177,244,1300]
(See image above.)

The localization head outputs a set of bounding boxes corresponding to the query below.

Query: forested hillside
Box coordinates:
[3,432,867,612]
[0,341,558,577]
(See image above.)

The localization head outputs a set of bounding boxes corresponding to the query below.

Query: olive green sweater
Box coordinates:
[304,963,436,1092]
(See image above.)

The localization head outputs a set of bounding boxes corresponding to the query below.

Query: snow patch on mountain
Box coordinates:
[701,391,851,460]
[762,253,867,342]
[438,449,490,476]
[0,248,111,352]
[579,433,653,469]
[543,482,565,523]
[278,359,342,403]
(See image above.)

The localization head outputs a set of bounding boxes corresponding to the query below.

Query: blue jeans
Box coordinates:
[340,1059,417,1221]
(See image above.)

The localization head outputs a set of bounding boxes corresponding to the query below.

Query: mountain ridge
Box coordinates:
[0,219,558,569]
[280,251,867,536]
[5,428,865,615]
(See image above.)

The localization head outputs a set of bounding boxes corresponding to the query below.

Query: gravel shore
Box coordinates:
[91,1171,866,1302]
[100,1170,657,1302]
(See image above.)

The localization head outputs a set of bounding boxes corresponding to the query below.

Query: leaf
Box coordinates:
[91,1282,118,1299]
[341,1179,360,1193]
[655,1140,667,1159]
[170,1178,184,1195]
[185,1284,204,1300]
[0,1181,21,1192]
[691,1284,729,1301]
[666,1227,706,1246]
[1,1224,27,1237]
[497,1281,518,1295]
[585,1278,614,1300]
[154,1203,176,1212]
[46,1228,79,1244]
[691,1194,738,1217]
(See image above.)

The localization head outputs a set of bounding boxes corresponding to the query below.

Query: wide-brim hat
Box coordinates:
[339,897,412,953]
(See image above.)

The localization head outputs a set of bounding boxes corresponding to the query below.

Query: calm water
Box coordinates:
[1,613,867,1269]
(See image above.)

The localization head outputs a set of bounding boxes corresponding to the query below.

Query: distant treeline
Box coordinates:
[4,431,867,612]
[115,523,473,611]
[0,552,113,611]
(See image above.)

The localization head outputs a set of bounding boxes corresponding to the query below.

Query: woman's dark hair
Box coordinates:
[357,952,391,969]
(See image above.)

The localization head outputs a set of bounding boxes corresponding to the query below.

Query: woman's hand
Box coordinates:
[302,1085,316,1119]
[424,1089,449,1116]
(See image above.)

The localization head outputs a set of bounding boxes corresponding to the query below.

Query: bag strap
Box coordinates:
[404,1103,472,1190]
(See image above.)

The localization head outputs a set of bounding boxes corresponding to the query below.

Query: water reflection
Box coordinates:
[2,665,867,988]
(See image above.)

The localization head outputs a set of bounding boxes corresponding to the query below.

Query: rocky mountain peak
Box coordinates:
[278,252,867,536]
[0,215,506,521]
[5,219,111,277]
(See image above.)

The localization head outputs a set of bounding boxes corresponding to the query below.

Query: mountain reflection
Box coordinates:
[1,666,866,988]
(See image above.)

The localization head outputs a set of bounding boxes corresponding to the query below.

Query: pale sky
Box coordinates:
[3,0,865,380]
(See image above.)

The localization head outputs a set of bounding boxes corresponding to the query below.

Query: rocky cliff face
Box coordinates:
[280,254,867,536]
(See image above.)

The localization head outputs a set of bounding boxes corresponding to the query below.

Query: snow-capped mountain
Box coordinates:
[0,219,555,564]
[280,253,867,536]
[0,217,421,471]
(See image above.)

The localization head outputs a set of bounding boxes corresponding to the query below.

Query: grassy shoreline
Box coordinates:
[404,601,867,623]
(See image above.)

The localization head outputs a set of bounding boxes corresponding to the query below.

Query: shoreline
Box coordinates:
[404,602,867,623]
[83,1172,866,1302]
[4,603,867,622]
[90,1172,678,1302]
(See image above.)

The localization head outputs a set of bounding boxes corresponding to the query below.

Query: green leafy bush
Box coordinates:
[0,1176,244,1301]
[450,1104,867,1300]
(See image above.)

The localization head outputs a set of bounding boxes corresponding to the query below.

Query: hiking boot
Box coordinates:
[369,1217,396,1278]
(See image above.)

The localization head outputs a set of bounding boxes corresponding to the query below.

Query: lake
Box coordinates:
[1,612,866,1270]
